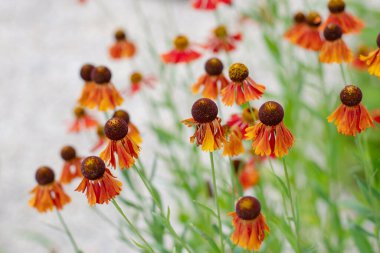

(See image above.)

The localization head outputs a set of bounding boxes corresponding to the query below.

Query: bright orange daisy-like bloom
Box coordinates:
[29,167,71,213]
[192,0,232,10]
[204,25,242,53]
[75,156,122,206]
[182,98,225,152]
[91,125,106,152]
[161,35,201,64]
[126,71,155,96]
[293,11,324,51]
[228,196,269,251]
[246,101,294,158]
[284,12,307,43]
[352,45,370,70]
[192,58,229,99]
[78,63,96,106]
[360,34,380,78]
[112,109,142,145]
[320,0,364,34]
[84,66,123,111]
[328,85,374,136]
[222,125,244,157]
[68,106,98,133]
[109,29,136,60]
[59,146,83,184]
[227,107,258,138]
[221,63,265,106]
[319,23,353,64]
[100,117,140,169]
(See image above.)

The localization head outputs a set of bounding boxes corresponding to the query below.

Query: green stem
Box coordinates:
[339,64,348,84]
[56,210,82,253]
[209,152,225,253]
[111,199,155,253]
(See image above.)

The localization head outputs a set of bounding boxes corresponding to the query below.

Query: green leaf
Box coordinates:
[193,200,217,218]
[189,223,221,253]
[349,223,375,253]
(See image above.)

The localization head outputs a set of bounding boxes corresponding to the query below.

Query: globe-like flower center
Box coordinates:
[213,25,228,39]
[259,101,284,126]
[340,85,362,106]
[236,196,261,220]
[229,63,249,82]
[81,156,106,180]
[174,35,189,50]
[191,98,218,123]
[36,166,55,186]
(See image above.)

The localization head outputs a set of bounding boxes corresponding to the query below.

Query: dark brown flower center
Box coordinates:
[130,72,143,83]
[232,159,245,174]
[213,25,228,39]
[81,156,106,180]
[229,63,249,82]
[80,64,94,82]
[74,106,85,118]
[340,85,362,106]
[236,196,261,220]
[113,110,130,125]
[306,12,322,27]
[205,58,224,76]
[328,0,345,13]
[61,146,77,161]
[259,101,284,126]
[294,12,306,24]
[104,117,129,140]
[35,166,55,185]
[174,35,189,50]
[377,33,380,48]
[324,23,343,41]
[115,29,126,41]
[191,98,218,123]
[91,66,112,85]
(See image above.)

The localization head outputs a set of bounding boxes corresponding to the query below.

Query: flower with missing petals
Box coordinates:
[192,58,229,99]
[161,35,201,64]
[113,109,142,144]
[75,156,122,205]
[328,85,374,136]
[109,29,136,60]
[182,98,225,152]
[68,106,98,133]
[59,146,83,184]
[222,125,244,157]
[246,101,294,157]
[29,167,71,212]
[221,63,265,106]
[284,12,307,43]
[127,71,155,96]
[360,34,380,78]
[292,12,324,51]
[228,196,269,251]
[227,107,258,138]
[192,0,232,10]
[204,25,242,53]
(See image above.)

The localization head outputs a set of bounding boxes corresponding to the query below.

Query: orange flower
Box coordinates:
[352,45,370,70]
[192,58,229,99]
[360,34,380,78]
[320,0,364,34]
[75,156,122,206]
[161,35,201,64]
[328,85,374,136]
[100,117,140,169]
[192,0,232,10]
[319,24,353,64]
[284,12,308,43]
[68,106,98,133]
[223,125,244,156]
[204,25,242,53]
[83,66,123,111]
[91,125,107,152]
[112,109,142,145]
[372,110,380,124]
[29,167,71,213]
[221,63,265,106]
[126,71,155,96]
[228,196,269,251]
[78,64,96,106]
[292,12,324,51]
[59,146,83,184]
[246,101,294,158]
[109,29,136,60]
[182,98,225,152]
[239,159,260,190]
[227,107,258,138]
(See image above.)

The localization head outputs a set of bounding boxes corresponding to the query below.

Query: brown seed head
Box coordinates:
[236,196,261,220]
[80,64,94,82]
[340,85,362,106]
[73,106,85,118]
[324,23,343,41]
[213,25,228,39]
[130,72,143,83]
[112,109,130,125]
[259,101,284,126]
[306,12,322,27]
[81,156,106,180]
[35,166,55,186]
[205,58,224,76]
[115,29,126,41]
[229,63,249,82]
[242,107,258,124]
[328,0,345,13]
[174,35,189,50]
[191,98,218,123]
[104,117,128,140]
[61,146,77,161]
[294,12,306,23]
[91,66,112,84]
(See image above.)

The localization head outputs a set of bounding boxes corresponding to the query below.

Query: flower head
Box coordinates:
[360,33,380,78]
[320,0,364,34]
[59,146,83,184]
[204,25,242,53]
[100,117,140,169]
[328,85,374,136]
[109,29,136,59]
[319,23,353,64]
[284,12,307,43]
[75,156,122,205]
[68,106,98,133]
[227,107,258,138]
[161,35,201,64]
[182,98,225,152]
[78,63,96,106]
[246,101,294,157]
[127,71,155,96]
[29,166,71,212]
[221,63,265,106]
[238,159,260,190]
[192,0,232,10]
[228,196,269,251]
[192,58,229,99]
[113,109,142,144]
[352,45,370,70]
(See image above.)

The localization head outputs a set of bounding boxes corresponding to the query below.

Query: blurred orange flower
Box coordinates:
[239,159,260,190]
[352,45,370,70]
[78,63,96,106]
[360,34,380,78]
[109,29,136,60]
[161,35,201,64]
[372,110,380,124]
[126,71,155,96]
[204,25,242,53]
[227,107,258,138]
[112,109,142,145]
[222,125,244,156]
[284,12,307,43]
[192,0,232,10]
[59,146,83,184]
[68,106,98,133]
[292,12,324,51]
